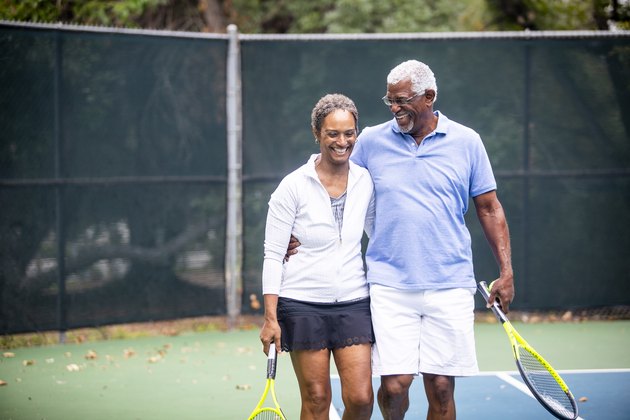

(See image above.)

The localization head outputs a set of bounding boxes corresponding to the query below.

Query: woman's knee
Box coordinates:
[303,387,332,411]
[343,387,374,410]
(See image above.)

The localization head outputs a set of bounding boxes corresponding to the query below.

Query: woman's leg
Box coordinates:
[333,343,374,420]
[290,349,333,420]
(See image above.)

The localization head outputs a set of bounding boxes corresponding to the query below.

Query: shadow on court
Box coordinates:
[331,370,630,420]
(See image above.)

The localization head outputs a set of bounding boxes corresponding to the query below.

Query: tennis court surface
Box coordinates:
[0,320,628,419]
[331,370,630,419]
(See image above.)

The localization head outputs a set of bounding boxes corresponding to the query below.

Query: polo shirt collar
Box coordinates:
[390,110,449,137]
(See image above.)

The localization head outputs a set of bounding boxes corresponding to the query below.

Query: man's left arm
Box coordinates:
[473,190,515,313]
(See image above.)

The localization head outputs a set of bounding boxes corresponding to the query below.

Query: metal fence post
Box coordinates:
[521,43,531,306]
[225,24,243,328]
[54,27,67,343]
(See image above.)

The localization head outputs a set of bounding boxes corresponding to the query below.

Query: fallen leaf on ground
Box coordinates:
[22,360,35,366]
[236,384,251,390]
[84,350,98,360]
[3,352,15,358]
[147,355,162,363]
[0,380,7,386]
[66,364,80,372]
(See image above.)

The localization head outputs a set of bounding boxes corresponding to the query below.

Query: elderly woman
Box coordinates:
[258,93,375,420]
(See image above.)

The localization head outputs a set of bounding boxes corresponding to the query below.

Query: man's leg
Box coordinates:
[371,284,424,419]
[377,374,414,420]
[423,373,455,420]
[418,288,477,419]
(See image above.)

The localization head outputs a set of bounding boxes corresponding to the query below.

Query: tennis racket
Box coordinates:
[478,281,578,420]
[247,343,287,420]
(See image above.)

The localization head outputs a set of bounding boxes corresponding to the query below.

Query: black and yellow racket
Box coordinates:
[478,281,578,420]
[247,344,287,420]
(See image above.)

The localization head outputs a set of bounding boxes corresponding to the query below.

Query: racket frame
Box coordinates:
[247,344,287,420]
[478,281,578,420]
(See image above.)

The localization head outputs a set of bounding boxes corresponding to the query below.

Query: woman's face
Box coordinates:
[316,109,357,166]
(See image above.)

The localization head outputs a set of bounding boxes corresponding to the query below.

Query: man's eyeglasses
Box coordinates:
[382,91,424,107]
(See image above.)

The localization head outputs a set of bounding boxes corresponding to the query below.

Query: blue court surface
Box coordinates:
[331,369,630,419]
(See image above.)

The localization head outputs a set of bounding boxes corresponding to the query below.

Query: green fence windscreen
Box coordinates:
[1,25,629,334]
[240,35,630,311]
[1,25,228,333]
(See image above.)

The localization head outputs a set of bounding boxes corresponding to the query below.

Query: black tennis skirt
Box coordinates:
[277,296,374,352]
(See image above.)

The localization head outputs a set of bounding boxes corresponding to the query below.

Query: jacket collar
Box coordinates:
[303,153,364,191]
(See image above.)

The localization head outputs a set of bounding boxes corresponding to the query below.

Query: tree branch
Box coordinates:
[22,218,212,291]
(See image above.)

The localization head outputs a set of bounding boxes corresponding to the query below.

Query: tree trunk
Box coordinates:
[200,0,228,33]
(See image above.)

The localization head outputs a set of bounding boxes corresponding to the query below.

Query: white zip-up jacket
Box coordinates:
[262,154,374,303]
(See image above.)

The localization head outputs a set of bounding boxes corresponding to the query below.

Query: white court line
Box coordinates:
[495,372,535,397]
[329,403,341,420]
[480,367,630,375]
[329,375,342,419]
[495,372,585,420]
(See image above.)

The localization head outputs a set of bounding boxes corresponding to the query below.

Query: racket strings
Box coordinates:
[251,410,284,420]
[518,347,576,418]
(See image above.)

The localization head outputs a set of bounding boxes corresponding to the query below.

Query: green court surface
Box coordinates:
[1,320,628,420]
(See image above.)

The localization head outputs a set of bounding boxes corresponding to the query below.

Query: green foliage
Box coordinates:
[612,0,630,30]
[0,0,167,27]
[0,0,59,22]
[3,0,629,33]
[230,0,493,33]
[485,0,618,30]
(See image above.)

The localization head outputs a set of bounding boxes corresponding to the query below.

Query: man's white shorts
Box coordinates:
[370,283,479,377]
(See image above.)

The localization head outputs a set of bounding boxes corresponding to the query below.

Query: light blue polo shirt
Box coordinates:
[351,111,497,289]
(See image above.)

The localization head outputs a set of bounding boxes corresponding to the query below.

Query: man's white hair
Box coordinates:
[387,60,438,103]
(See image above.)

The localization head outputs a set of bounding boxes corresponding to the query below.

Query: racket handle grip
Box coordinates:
[267,343,278,379]
[477,281,491,300]
[477,281,507,323]
[268,343,277,359]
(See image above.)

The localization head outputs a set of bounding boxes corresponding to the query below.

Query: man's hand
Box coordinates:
[284,235,301,262]
[486,276,515,313]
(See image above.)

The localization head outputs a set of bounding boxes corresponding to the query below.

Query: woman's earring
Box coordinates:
[314,138,319,144]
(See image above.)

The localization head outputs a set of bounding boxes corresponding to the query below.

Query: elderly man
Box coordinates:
[350,60,515,420]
